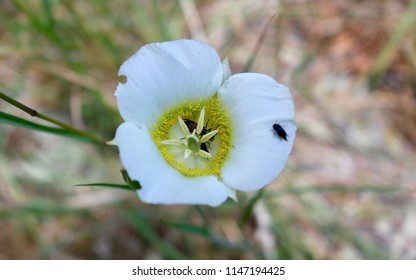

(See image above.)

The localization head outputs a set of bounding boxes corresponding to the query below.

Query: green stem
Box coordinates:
[0,91,106,144]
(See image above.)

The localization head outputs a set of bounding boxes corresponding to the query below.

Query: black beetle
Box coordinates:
[273,123,288,141]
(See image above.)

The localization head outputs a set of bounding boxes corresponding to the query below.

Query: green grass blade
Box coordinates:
[239,188,264,228]
[125,212,185,259]
[75,183,134,192]
[13,0,62,46]
[0,111,95,144]
[271,185,404,196]
[120,169,141,190]
[151,0,173,41]
[369,0,416,88]
[165,222,211,238]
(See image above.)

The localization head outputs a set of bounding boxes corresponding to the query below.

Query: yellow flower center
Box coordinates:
[151,95,233,177]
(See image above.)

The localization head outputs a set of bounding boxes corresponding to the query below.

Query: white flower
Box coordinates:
[114,39,296,207]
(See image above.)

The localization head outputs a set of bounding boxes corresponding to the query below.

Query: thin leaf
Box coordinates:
[0,91,104,144]
[0,111,96,144]
[75,183,134,192]
[120,169,141,190]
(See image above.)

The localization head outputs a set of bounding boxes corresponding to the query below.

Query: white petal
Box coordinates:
[115,122,229,206]
[221,57,231,82]
[106,138,117,146]
[218,73,296,191]
[116,40,223,129]
[224,185,238,202]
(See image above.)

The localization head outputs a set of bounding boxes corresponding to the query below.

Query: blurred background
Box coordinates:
[1,0,416,259]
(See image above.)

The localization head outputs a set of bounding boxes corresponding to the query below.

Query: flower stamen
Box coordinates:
[196,107,205,135]
[200,130,219,143]
[178,116,190,136]
[199,149,212,159]
[160,107,219,165]
[160,139,183,146]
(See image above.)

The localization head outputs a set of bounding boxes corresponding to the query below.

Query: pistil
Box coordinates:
[161,107,217,161]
